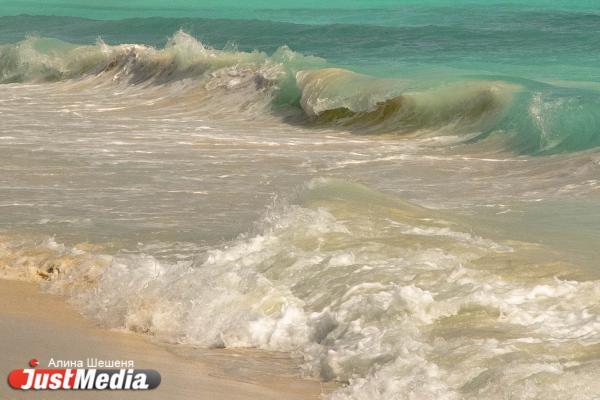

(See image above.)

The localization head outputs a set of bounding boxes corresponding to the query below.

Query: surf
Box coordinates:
[0,178,599,399]
[1,6,600,399]
[2,30,600,154]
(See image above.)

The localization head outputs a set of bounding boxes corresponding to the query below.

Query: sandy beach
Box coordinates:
[1,3,600,398]
[0,279,333,399]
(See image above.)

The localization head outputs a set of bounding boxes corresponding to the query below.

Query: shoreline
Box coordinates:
[0,279,334,399]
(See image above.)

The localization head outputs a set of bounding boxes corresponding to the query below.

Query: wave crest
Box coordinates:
[0,31,278,84]
[297,68,517,134]
[2,31,600,153]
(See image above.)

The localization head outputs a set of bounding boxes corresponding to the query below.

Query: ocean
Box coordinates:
[1,1,599,398]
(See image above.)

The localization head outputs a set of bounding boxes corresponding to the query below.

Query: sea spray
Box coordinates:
[1,6,600,399]
[1,179,599,399]
[2,31,599,153]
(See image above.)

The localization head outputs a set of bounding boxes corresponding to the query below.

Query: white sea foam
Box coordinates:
[1,179,599,399]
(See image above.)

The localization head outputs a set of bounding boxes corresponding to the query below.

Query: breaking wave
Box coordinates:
[296,68,515,135]
[2,31,600,154]
[1,178,599,399]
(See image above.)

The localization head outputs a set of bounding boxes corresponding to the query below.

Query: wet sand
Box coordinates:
[0,279,333,400]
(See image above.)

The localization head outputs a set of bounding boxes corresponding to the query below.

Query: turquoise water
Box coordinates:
[2,2,600,153]
[1,3,600,400]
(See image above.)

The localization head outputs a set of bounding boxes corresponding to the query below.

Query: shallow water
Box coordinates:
[1,4,600,399]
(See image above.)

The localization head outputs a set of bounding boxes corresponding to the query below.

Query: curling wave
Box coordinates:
[296,68,515,135]
[1,31,600,154]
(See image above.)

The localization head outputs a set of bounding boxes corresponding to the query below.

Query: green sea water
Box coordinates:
[2,1,600,153]
[1,3,600,400]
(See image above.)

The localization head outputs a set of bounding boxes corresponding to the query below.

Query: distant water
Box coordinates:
[1,2,600,399]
